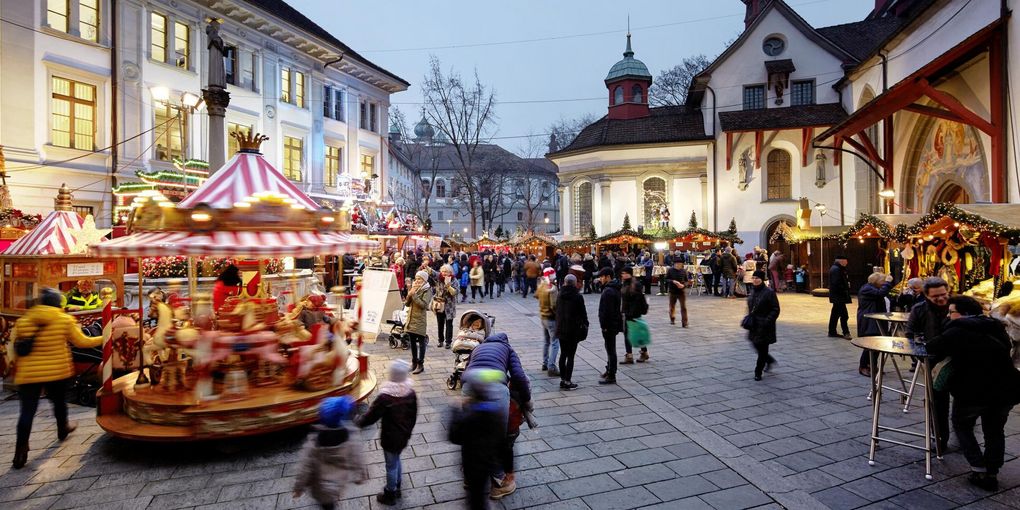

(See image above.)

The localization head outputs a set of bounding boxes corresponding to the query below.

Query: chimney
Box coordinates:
[548,133,559,153]
[873,0,891,16]
[742,0,772,29]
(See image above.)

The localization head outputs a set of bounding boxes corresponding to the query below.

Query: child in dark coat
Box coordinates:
[449,368,507,510]
[293,396,366,510]
[356,360,418,505]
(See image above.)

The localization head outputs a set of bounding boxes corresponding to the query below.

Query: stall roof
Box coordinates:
[957,204,1020,230]
[177,152,320,210]
[873,214,924,227]
[3,211,84,256]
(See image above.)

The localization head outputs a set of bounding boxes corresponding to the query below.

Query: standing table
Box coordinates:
[862,312,922,411]
[852,336,942,480]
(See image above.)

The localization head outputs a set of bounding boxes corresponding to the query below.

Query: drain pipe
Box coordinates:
[706,84,718,231]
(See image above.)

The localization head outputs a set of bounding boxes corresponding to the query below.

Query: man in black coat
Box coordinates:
[555,250,570,289]
[827,255,852,339]
[746,270,780,380]
[906,277,952,453]
[555,274,587,389]
[926,295,1019,491]
[596,268,623,385]
[664,259,689,327]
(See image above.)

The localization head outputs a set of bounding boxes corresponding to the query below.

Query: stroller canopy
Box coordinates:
[458,310,494,339]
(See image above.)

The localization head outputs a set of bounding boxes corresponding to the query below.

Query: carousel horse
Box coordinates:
[291,322,350,391]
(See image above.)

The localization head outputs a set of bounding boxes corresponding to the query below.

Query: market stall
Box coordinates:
[906,202,1020,298]
[834,213,921,284]
[90,132,378,441]
[476,232,511,254]
[594,228,654,255]
[512,232,558,259]
[0,185,125,345]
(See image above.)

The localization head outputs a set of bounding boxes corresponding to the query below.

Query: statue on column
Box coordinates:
[203,18,231,172]
[205,19,226,89]
[737,150,750,191]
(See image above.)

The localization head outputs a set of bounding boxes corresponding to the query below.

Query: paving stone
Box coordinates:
[701,468,747,489]
[581,485,660,510]
[609,463,676,487]
[549,473,622,499]
[888,488,960,510]
[148,490,222,510]
[698,484,773,509]
[665,454,726,476]
[842,476,907,502]
[498,484,560,509]
[560,456,626,478]
[644,474,719,501]
[812,486,871,510]
[533,445,597,466]
[613,447,677,468]
[194,494,278,510]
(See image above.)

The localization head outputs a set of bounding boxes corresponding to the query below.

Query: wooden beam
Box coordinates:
[919,80,995,135]
[754,130,763,169]
[725,132,733,170]
[989,28,1006,202]
[801,128,812,167]
[843,137,875,163]
[833,136,842,167]
[855,129,886,169]
[904,103,967,124]
[883,115,894,192]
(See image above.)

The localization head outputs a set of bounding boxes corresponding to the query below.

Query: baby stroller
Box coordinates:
[386,306,409,350]
[69,346,103,407]
[446,310,494,390]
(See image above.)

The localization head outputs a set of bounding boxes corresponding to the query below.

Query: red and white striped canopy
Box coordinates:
[177,152,320,210]
[3,211,84,256]
[92,230,377,258]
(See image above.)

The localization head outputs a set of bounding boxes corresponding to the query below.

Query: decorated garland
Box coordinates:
[0,208,43,229]
[906,202,1020,242]
[142,256,285,279]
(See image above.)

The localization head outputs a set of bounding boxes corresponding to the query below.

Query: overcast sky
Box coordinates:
[290,0,874,153]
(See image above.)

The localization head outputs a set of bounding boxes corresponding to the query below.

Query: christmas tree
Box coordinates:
[727,218,738,236]
[494,225,505,239]
[587,223,597,239]
[689,211,698,229]
[622,213,632,230]
[423,217,432,232]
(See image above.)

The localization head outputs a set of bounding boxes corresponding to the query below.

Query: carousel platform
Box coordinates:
[96,354,376,441]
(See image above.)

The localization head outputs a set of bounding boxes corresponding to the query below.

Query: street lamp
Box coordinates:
[815,203,827,288]
[447,219,452,235]
[149,86,205,161]
[878,187,896,199]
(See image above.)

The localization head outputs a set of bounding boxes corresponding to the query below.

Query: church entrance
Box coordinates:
[930,182,970,209]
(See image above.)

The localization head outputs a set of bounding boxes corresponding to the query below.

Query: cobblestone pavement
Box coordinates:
[1,289,1018,509]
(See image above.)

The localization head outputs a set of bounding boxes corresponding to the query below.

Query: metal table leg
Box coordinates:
[868,352,886,465]
[920,357,934,479]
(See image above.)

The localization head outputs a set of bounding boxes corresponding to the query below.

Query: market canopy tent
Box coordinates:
[94,231,374,258]
[660,228,741,249]
[4,210,84,256]
[177,152,319,210]
[835,213,922,244]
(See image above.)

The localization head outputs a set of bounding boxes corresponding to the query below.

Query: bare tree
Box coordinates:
[648,54,712,107]
[546,113,598,151]
[514,132,559,232]
[421,56,497,237]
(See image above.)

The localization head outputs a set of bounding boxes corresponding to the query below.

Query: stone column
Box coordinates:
[202,19,230,172]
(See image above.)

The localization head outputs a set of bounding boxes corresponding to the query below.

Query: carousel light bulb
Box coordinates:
[191,212,212,222]
[940,229,947,234]
[233,201,251,208]
[859,238,865,243]
[158,201,174,208]
[290,203,304,210]
[243,196,258,203]
[953,222,960,227]
[321,215,335,223]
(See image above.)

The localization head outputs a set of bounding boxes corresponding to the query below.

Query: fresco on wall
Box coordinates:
[914,119,988,210]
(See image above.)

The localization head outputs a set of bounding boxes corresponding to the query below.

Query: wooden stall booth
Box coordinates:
[834,213,921,286]
[513,232,557,260]
[594,228,654,256]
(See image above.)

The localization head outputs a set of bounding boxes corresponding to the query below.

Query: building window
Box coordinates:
[743,85,766,110]
[437,211,444,221]
[421,179,430,194]
[766,149,792,200]
[47,0,69,33]
[227,122,252,156]
[173,21,189,68]
[360,154,375,178]
[153,103,187,161]
[224,46,237,85]
[435,180,446,198]
[79,0,99,42]
[280,67,291,104]
[333,89,344,121]
[642,177,666,227]
[283,136,303,181]
[614,86,624,105]
[325,145,341,187]
[370,104,378,132]
[631,84,643,103]
[72,205,94,218]
[245,52,257,91]
[294,72,305,108]
[544,212,549,220]
[360,101,368,129]
[791,80,814,106]
[51,77,96,150]
[323,85,332,118]
[517,212,524,221]
[575,182,592,234]
[150,12,167,63]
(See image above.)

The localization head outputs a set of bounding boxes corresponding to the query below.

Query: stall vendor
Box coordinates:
[64,279,101,311]
[213,264,242,310]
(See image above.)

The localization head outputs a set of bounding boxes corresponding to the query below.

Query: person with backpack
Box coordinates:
[293,396,367,509]
[356,360,418,505]
[620,267,649,363]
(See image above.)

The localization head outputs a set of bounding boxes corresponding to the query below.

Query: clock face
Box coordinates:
[763,37,785,56]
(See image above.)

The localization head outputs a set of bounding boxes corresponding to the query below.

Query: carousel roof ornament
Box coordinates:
[4,185,87,256]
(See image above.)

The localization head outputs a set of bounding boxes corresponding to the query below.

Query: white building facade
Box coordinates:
[0,0,407,225]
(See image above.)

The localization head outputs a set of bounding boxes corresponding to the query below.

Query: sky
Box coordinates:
[290,0,875,154]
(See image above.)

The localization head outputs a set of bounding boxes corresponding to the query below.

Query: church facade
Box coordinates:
[550,0,1020,248]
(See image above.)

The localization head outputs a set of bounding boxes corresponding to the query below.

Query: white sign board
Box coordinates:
[67,262,104,277]
[357,268,402,339]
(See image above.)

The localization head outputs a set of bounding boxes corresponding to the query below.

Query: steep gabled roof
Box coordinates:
[240,0,409,88]
[719,103,847,132]
[815,16,907,62]
[547,106,709,158]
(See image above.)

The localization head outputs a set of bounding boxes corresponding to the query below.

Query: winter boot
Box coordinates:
[637,351,649,363]
[621,353,634,365]
[376,490,399,505]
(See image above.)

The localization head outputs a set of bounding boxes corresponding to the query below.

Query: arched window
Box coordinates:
[642,177,666,227]
[614,86,624,105]
[421,179,430,194]
[632,84,643,104]
[766,149,792,200]
[575,182,593,234]
[435,179,446,198]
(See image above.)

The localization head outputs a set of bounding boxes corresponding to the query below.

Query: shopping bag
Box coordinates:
[626,319,651,347]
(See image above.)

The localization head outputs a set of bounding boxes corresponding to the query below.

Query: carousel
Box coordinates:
[89,132,378,441]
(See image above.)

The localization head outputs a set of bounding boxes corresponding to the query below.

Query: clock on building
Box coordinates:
[763,37,785,56]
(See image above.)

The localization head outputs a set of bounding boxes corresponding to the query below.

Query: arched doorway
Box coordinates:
[930,182,970,208]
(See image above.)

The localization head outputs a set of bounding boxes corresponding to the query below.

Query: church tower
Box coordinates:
[605,32,652,120]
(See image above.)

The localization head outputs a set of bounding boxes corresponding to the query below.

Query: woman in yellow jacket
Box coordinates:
[10,289,102,469]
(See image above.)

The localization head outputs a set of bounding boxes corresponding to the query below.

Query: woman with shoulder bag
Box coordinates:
[434,265,459,349]
[743,271,780,381]
[11,288,102,469]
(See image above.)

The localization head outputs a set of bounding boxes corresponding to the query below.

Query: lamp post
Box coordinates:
[149,86,205,162]
[815,203,827,289]
[447,219,452,236]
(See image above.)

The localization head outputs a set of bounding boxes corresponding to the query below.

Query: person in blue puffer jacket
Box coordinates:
[464,333,532,500]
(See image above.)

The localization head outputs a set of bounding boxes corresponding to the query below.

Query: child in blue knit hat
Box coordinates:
[293,396,366,510]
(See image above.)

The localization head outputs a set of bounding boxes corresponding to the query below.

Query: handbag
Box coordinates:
[430,296,446,314]
[13,320,40,357]
[740,315,756,330]
[931,357,954,392]
[627,319,651,347]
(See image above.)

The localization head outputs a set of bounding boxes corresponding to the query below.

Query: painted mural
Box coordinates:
[913,119,988,210]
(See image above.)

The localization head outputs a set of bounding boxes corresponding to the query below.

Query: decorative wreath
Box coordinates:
[941,246,959,266]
